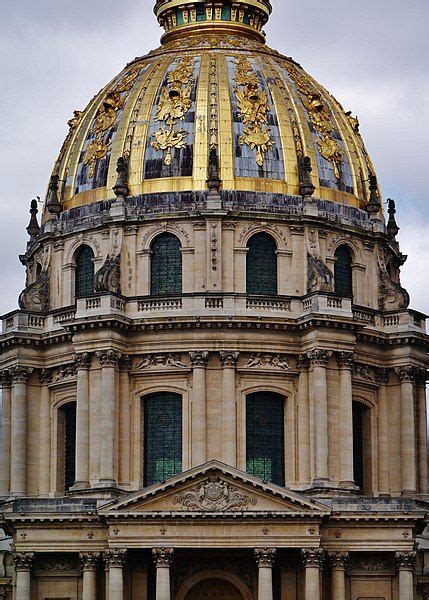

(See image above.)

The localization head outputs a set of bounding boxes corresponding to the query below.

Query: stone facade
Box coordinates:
[1,1,428,599]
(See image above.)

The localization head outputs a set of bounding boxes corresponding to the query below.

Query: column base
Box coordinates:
[70,481,90,491]
[401,489,417,497]
[339,480,360,491]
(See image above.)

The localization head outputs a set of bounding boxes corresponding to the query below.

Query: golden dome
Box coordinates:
[47,1,377,214]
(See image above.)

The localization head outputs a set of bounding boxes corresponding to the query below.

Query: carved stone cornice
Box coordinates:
[80,552,100,571]
[395,551,417,571]
[96,350,122,368]
[152,548,174,567]
[189,351,209,368]
[307,349,332,368]
[254,548,276,568]
[10,366,32,385]
[219,351,240,368]
[38,368,53,385]
[0,370,11,387]
[375,367,391,385]
[12,552,35,571]
[329,552,349,569]
[301,548,324,569]
[103,549,126,569]
[74,352,93,371]
[336,352,355,369]
[395,365,418,384]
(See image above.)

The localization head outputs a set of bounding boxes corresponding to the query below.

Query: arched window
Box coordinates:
[75,245,95,298]
[57,402,76,492]
[246,392,285,486]
[150,233,182,296]
[143,392,182,486]
[353,401,371,491]
[246,233,278,295]
[334,245,353,298]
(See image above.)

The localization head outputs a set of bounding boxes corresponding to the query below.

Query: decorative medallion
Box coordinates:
[173,475,257,511]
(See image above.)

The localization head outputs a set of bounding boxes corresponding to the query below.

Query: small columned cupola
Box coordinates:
[154,0,272,43]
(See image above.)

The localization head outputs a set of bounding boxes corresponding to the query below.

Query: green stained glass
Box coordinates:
[246,233,278,295]
[246,392,285,486]
[75,245,94,298]
[144,393,182,486]
[334,245,353,298]
[63,402,76,491]
[150,233,182,296]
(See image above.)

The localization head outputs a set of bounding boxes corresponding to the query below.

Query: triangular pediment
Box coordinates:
[100,461,330,516]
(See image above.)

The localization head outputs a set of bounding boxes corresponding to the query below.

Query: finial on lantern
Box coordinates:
[367,173,382,216]
[26,198,40,239]
[387,198,400,239]
[46,175,62,216]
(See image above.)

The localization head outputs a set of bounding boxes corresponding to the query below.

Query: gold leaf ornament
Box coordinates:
[83,140,110,178]
[151,127,187,165]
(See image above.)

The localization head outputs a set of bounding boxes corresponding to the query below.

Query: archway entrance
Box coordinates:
[185,577,243,599]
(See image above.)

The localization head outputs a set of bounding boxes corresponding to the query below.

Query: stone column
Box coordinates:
[329,552,348,600]
[189,351,209,467]
[255,548,276,600]
[396,551,416,600]
[416,370,428,495]
[308,350,332,486]
[10,367,32,496]
[104,549,126,600]
[0,371,11,497]
[153,548,173,600]
[72,353,92,489]
[38,369,53,496]
[80,552,100,600]
[13,553,34,600]
[395,366,417,495]
[376,368,391,495]
[220,351,239,467]
[302,549,323,600]
[297,356,311,484]
[337,352,355,488]
[97,350,121,486]
[118,356,132,486]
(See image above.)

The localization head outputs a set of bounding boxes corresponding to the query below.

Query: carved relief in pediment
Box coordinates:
[173,475,257,511]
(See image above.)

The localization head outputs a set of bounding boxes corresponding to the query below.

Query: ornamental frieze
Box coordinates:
[173,475,257,511]
[135,353,187,370]
[244,353,294,371]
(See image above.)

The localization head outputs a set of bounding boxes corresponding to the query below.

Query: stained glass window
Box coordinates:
[75,245,94,299]
[353,402,365,490]
[246,233,278,295]
[334,245,353,298]
[150,233,182,296]
[246,392,285,486]
[63,402,76,491]
[144,393,182,486]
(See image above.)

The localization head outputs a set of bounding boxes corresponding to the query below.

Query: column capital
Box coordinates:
[219,351,240,368]
[10,366,33,385]
[376,367,391,385]
[254,548,276,567]
[302,548,324,569]
[96,350,122,368]
[103,548,126,568]
[395,551,417,571]
[297,355,310,370]
[152,547,174,567]
[307,349,332,368]
[336,352,356,369]
[38,368,53,385]
[12,552,34,571]
[118,354,133,371]
[395,365,418,384]
[80,552,100,571]
[328,551,349,569]
[74,352,93,370]
[0,370,11,387]
[189,351,209,368]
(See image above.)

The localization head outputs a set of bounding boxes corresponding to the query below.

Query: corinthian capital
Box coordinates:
[307,349,332,368]
[395,365,418,384]
[103,548,126,568]
[0,370,11,387]
[189,351,209,368]
[10,366,33,385]
[329,551,349,569]
[302,548,324,568]
[376,368,391,385]
[74,352,93,370]
[12,552,35,571]
[336,352,355,369]
[96,350,122,368]
[395,551,417,570]
[80,552,100,571]
[254,548,276,567]
[152,547,174,567]
[38,368,53,385]
[219,351,240,367]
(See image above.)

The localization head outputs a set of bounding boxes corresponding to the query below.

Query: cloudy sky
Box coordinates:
[0,0,428,315]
